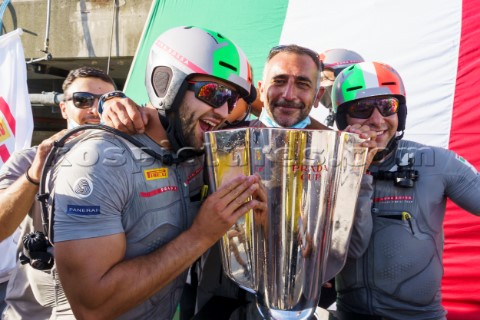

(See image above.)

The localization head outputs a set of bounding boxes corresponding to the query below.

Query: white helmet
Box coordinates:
[146,26,253,112]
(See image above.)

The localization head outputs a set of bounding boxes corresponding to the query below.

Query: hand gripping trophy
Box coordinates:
[205,127,368,319]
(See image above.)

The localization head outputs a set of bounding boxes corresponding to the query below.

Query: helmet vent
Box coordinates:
[347,86,363,92]
[152,66,172,98]
[382,82,397,86]
[219,61,238,72]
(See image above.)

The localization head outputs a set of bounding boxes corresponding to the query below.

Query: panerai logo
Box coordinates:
[67,205,101,216]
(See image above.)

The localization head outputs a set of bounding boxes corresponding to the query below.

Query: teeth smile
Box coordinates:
[201,119,218,131]
[203,120,216,126]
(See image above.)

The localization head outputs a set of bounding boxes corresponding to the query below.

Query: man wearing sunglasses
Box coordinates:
[0,66,116,319]
[330,61,480,320]
[45,26,267,320]
[101,42,379,319]
[186,45,378,319]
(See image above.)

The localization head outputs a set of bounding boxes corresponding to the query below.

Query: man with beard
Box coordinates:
[45,26,267,320]
[102,43,377,319]
[251,44,328,130]
[190,45,376,319]
[0,66,116,319]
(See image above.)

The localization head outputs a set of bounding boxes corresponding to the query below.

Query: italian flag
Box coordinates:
[125,1,480,318]
[0,28,33,284]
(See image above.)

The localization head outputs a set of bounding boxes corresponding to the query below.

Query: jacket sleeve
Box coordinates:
[444,150,480,215]
[348,174,374,258]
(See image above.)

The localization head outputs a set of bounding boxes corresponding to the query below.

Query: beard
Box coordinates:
[178,101,202,151]
[271,99,308,127]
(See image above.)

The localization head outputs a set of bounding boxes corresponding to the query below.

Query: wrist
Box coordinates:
[25,166,40,186]
[98,91,127,115]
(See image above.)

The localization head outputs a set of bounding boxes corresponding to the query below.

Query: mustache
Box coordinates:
[273,99,305,109]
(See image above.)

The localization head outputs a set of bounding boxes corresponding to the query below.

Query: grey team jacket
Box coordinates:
[336,139,480,320]
[50,131,205,320]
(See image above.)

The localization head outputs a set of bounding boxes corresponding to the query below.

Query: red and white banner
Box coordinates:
[0,28,33,165]
[0,28,32,282]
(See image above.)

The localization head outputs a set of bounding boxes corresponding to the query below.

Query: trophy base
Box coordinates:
[255,305,332,320]
[257,305,317,320]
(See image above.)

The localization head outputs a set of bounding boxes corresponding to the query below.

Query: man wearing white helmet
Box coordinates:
[331,61,480,320]
[101,42,378,320]
[47,26,267,320]
[309,48,364,127]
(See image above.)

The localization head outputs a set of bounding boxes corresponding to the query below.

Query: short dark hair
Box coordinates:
[62,66,116,93]
[267,44,321,71]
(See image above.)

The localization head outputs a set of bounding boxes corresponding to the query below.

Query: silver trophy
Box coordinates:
[204,128,367,320]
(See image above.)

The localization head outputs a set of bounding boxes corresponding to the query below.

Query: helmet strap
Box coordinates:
[373,131,404,162]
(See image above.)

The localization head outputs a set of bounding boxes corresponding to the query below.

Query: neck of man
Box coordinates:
[144,112,171,149]
[259,108,311,129]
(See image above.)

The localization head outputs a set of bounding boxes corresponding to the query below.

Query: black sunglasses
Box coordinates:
[187,81,240,113]
[347,97,400,119]
[65,92,103,109]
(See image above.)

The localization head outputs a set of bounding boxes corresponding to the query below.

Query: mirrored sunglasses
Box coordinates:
[65,92,103,109]
[347,97,399,119]
[187,81,239,113]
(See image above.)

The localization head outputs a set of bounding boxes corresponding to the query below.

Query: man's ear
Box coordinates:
[59,101,68,120]
[313,87,325,108]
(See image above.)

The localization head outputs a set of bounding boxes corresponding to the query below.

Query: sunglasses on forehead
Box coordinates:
[65,92,103,109]
[187,81,240,113]
[347,97,399,119]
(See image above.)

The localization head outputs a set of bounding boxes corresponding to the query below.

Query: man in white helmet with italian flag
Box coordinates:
[331,61,480,320]
[48,26,267,319]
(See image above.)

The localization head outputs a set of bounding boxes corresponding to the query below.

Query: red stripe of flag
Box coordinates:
[0,97,16,136]
[443,0,480,318]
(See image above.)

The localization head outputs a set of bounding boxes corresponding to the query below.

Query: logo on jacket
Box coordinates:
[73,177,93,198]
[140,186,178,197]
[144,168,168,180]
[67,205,100,215]
[184,167,203,187]
[456,154,477,173]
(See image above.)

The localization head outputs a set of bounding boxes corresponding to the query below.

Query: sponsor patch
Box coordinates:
[374,195,413,203]
[184,167,203,186]
[67,205,101,215]
[73,177,93,198]
[144,168,168,180]
[140,186,178,197]
[455,154,477,173]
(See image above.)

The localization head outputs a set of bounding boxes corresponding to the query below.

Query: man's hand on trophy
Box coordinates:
[191,174,267,245]
[344,124,378,171]
[343,124,377,148]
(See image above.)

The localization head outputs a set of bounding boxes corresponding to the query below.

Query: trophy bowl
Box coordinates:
[205,128,367,319]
